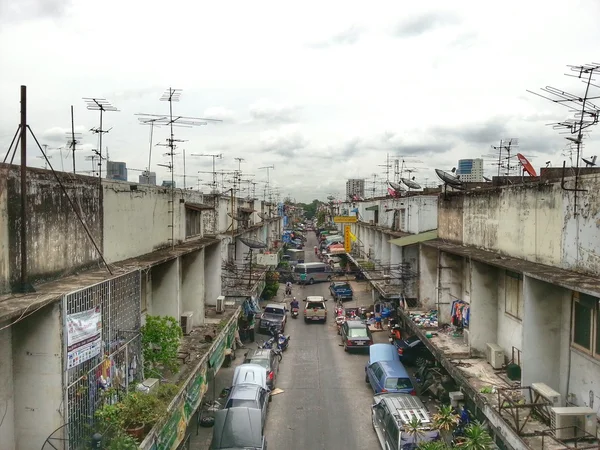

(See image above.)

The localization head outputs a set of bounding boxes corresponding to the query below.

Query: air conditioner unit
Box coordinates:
[551,407,597,440]
[216,296,226,314]
[486,343,504,369]
[531,382,561,407]
[180,311,194,335]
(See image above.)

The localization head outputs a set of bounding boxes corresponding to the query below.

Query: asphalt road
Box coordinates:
[263,232,380,450]
[192,231,383,449]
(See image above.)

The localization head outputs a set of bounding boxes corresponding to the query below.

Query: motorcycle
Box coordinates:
[285,286,292,296]
[291,307,299,319]
[266,325,290,352]
[257,341,284,361]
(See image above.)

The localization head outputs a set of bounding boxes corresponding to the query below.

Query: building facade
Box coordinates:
[456,158,484,182]
[106,161,128,181]
[0,163,282,450]
[138,171,156,185]
[345,178,365,199]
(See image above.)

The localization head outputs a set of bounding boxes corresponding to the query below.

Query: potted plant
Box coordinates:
[119,392,162,438]
[417,442,451,450]
[404,417,425,445]
[141,315,183,376]
[456,421,494,449]
[433,404,460,442]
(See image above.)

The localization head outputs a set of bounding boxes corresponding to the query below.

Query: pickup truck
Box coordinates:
[257,303,287,334]
[330,281,353,302]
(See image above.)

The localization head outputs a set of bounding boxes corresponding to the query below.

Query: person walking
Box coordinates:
[299,272,307,287]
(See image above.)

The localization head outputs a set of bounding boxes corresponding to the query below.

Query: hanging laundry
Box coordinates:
[450,300,469,328]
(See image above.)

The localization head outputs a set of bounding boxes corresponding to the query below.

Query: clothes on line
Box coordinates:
[451,299,470,328]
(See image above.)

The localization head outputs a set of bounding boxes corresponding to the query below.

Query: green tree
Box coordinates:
[141,315,183,376]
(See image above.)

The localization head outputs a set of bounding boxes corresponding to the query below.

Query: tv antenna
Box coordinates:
[138,88,223,248]
[191,153,223,195]
[37,146,53,169]
[83,98,119,181]
[378,153,392,182]
[484,138,520,176]
[528,62,600,216]
[258,165,275,202]
[136,116,163,184]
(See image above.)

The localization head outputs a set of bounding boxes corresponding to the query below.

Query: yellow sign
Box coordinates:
[344,226,352,252]
[334,216,357,224]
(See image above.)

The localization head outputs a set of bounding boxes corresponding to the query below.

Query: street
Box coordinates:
[192,232,384,449]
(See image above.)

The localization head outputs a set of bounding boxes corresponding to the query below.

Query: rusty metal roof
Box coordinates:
[0,237,220,323]
[422,239,600,297]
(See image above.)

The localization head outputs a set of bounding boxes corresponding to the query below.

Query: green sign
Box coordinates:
[155,398,185,450]
[209,336,226,373]
[184,363,207,420]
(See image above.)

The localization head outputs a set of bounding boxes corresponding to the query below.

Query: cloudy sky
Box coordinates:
[1,0,600,202]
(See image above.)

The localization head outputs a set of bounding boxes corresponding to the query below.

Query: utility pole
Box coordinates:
[83,98,119,181]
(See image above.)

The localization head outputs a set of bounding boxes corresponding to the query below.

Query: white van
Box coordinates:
[294,262,333,284]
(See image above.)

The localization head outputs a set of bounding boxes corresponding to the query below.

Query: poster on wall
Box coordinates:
[66,306,102,369]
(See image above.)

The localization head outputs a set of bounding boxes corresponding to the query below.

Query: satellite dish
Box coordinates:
[257,212,268,220]
[583,155,597,167]
[435,169,463,187]
[401,178,421,189]
[483,176,492,182]
[239,237,267,249]
[516,153,537,177]
[387,187,401,198]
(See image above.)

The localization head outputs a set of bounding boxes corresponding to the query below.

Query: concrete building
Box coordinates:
[162,180,175,188]
[413,174,600,449]
[106,160,127,181]
[339,194,439,302]
[345,178,365,199]
[456,158,484,182]
[138,170,156,185]
[0,163,282,450]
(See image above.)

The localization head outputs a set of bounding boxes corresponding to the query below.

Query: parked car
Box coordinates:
[232,364,269,390]
[243,348,281,390]
[258,303,287,334]
[394,335,436,366]
[210,407,268,450]
[303,296,328,323]
[223,384,270,430]
[365,356,416,395]
[371,393,439,450]
[340,320,372,351]
[330,281,353,302]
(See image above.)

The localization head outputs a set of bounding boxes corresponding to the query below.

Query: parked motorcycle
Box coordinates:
[291,307,299,319]
[266,325,290,352]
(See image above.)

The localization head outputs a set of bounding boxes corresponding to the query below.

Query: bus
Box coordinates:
[294,262,333,284]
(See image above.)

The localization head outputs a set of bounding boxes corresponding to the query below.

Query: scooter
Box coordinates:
[285,286,292,296]
[291,307,299,319]
[267,325,290,352]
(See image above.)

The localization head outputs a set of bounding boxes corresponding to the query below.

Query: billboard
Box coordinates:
[344,226,352,252]
[334,216,357,223]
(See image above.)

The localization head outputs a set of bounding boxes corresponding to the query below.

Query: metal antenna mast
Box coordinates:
[136,117,163,184]
[258,165,275,203]
[138,87,223,248]
[190,153,223,195]
[83,98,119,181]
[378,153,392,181]
[38,145,52,169]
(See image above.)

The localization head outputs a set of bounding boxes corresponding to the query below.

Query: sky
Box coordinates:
[2,0,600,203]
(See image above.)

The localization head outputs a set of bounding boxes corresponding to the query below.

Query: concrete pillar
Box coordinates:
[418,244,437,309]
[0,325,15,450]
[522,276,564,391]
[468,261,499,354]
[181,250,205,326]
[204,243,222,306]
[390,244,401,267]
[438,253,463,324]
[13,303,62,450]
[150,258,180,318]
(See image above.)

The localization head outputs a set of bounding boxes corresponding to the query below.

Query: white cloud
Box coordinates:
[1,0,600,201]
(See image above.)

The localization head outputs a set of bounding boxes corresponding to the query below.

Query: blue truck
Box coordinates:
[330,281,354,302]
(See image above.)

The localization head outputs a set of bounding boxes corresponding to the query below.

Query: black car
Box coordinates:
[258,303,287,334]
[340,320,373,352]
[394,335,435,366]
[210,407,268,450]
[243,348,281,390]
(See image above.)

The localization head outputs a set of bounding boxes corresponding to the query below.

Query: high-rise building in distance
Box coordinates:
[139,171,157,185]
[346,178,365,199]
[456,158,484,182]
[106,161,128,181]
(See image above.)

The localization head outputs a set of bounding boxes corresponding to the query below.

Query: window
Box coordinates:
[572,291,600,357]
[504,270,523,320]
[185,208,201,238]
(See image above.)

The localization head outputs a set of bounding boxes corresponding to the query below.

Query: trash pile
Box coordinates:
[408,310,438,328]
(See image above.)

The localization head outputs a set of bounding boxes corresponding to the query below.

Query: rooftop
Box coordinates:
[0,237,219,323]
[422,239,600,297]
[400,309,600,450]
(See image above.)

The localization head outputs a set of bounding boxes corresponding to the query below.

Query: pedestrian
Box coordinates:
[375,311,382,330]
[300,272,307,287]
[314,245,318,256]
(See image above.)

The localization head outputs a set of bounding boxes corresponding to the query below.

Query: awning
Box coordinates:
[185,202,214,211]
[389,229,438,247]
[365,205,379,211]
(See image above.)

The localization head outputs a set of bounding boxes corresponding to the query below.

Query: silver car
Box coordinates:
[224,383,270,430]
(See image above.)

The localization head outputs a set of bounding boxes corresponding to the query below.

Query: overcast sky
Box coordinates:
[2,0,600,202]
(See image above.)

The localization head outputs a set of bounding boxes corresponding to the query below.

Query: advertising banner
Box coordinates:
[66,306,102,369]
[334,216,357,223]
[155,399,186,450]
[344,226,352,252]
[183,361,208,420]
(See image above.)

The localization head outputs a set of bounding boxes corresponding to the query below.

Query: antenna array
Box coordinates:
[83,98,119,181]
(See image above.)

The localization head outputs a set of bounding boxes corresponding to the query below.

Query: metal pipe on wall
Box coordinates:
[20,85,27,291]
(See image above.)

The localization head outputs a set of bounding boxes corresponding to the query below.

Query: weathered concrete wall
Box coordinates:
[102,181,208,263]
[149,259,180,318]
[403,244,419,298]
[438,174,600,275]
[496,270,523,362]
[12,303,62,450]
[1,164,102,294]
[0,324,15,450]
[181,250,205,326]
[469,261,499,353]
[204,243,222,306]
[418,245,437,309]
